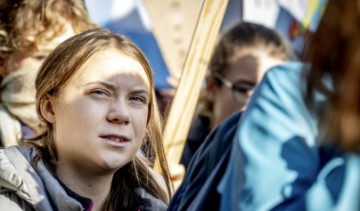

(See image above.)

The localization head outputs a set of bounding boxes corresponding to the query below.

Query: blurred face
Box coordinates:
[209,50,284,127]
[48,48,150,174]
[1,24,75,76]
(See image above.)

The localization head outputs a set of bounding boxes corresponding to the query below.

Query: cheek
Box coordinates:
[134,109,149,139]
[54,99,97,136]
[216,89,248,115]
[213,90,233,113]
[217,87,234,105]
[237,94,250,106]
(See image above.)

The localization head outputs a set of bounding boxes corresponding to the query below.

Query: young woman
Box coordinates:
[0,29,172,210]
[180,21,292,168]
[0,0,97,147]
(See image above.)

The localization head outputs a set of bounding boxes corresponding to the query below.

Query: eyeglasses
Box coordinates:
[214,72,254,104]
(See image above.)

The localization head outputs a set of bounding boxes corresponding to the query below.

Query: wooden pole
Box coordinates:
[154,0,229,171]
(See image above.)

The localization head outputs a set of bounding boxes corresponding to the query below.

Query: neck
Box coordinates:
[56,162,114,211]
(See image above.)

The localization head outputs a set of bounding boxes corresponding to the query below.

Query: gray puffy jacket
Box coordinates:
[0,146,167,210]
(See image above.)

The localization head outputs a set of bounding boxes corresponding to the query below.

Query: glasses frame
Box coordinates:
[213,72,254,104]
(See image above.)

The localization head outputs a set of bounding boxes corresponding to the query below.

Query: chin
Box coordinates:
[100,157,133,172]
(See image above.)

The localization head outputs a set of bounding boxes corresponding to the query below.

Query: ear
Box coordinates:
[205,75,218,102]
[40,94,56,123]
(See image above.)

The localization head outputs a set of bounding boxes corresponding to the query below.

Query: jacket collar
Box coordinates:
[0,146,83,210]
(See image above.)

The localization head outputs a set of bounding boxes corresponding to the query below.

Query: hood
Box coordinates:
[0,146,167,210]
[0,146,83,210]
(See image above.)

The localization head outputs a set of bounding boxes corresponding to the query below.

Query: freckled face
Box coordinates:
[50,48,150,173]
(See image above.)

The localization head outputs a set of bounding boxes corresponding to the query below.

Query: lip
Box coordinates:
[100,134,130,148]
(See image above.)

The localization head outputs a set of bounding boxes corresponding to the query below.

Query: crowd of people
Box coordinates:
[0,0,359,210]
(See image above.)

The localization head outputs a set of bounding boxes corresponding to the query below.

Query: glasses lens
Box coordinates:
[231,84,254,104]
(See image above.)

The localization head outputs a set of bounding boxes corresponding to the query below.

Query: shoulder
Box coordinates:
[0,146,36,209]
[0,191,34,211]
[0,146,84,210]
[135,188,167,211]
[169,112,242,210]
[0,104,22,147]
[196,112,242,157]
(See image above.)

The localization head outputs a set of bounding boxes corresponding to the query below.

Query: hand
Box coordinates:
[169,164,185,192]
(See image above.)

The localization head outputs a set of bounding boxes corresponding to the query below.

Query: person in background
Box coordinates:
[218,0,360,210]
[0,28,172,211]
[0,0,97,147]
[180,21,292,168]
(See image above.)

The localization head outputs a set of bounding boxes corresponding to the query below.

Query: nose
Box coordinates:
[106,100,130,125]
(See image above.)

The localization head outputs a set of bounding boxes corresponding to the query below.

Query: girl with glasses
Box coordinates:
[180,21,292,169]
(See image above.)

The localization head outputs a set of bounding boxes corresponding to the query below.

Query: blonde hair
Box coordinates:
[0,0,97,60]
[27,28,172,209]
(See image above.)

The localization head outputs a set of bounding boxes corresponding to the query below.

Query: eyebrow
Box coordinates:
[131,89,150,97]
[82,81,116,90]
[235,79,256,87]
[82,81,150,96]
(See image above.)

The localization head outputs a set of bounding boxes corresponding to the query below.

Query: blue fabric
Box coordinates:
[180,114,211,169]
[218,61,360,210]
[21,124,35,139]
[168,112,241,211]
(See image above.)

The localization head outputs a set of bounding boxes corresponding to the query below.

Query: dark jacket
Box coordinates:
[169,112,242,210]
[180,114,211,169]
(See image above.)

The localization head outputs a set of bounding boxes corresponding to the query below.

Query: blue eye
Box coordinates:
[130,96,147,104]
[91,89,109,96]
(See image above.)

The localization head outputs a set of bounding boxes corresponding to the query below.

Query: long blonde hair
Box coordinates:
[27,28,172,209]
